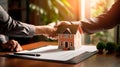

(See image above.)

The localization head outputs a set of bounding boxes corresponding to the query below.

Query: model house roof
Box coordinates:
[59,25,79,34]
[63,28,72,34]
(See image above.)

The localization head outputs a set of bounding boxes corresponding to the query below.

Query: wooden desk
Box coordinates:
[0,41,120,67]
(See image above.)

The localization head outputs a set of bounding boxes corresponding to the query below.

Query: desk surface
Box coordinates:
[0,41,120,67]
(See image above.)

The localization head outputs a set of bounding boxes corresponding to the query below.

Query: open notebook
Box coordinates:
[8,45,97,64]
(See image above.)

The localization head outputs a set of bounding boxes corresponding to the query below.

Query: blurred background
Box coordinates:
[0,0,119,45]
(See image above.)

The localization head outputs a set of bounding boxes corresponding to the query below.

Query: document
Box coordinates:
[9,45,97,62]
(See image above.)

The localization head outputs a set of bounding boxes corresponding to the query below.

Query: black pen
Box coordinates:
[14,53,41,57]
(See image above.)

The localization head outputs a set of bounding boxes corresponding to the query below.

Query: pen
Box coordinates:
[14,53,41,57]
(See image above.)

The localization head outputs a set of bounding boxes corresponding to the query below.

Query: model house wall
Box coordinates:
[58,26,83,50]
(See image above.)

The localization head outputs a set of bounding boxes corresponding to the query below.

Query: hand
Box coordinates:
[50,21,81,39]
[1,40,22,52]
[48,21,80,38]
[47,21,72,38]
[54,21,73,33]
[35,25,57,39]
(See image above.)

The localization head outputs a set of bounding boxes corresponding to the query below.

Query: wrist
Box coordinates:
[35,26,46,35]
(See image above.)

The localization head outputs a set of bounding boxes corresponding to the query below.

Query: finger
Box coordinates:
[15,42,22,52]
[13,40,19,51]
[49,33,58,39]
[9,40,17,52]
[16,45,22,52]
[47,33,58,40]
[8,40,21,52]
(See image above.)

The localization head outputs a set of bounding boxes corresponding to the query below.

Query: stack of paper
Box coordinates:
[8,45,97,64]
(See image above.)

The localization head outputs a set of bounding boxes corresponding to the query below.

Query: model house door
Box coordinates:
[65,42,69,48]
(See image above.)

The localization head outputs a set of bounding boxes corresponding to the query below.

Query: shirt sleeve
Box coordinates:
[0,34,8,44]
[0,6,35,37]
[81,0,120,34]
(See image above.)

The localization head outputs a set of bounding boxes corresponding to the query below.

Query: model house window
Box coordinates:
[64,34,69,38]
[60,42,63,46]
[70,35,72,38]
[60,34,63,38]
[70,42,72,46]
[70,35,73,38]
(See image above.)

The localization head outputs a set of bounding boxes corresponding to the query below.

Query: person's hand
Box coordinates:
[48,21,80,38]
[49,21,72,38]
[1,40,22,52]
[54,21,73,33]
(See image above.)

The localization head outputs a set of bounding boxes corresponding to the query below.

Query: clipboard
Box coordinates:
[7,45,97,64]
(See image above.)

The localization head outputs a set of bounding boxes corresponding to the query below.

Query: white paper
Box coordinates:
[15,45,97,61]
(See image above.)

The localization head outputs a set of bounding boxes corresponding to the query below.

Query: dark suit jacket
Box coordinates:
[0,6,35,37]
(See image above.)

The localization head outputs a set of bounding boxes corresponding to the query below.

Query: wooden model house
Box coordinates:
[58,25,83,50]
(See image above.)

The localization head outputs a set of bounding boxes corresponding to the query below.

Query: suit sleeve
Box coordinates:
[0,6,35,37]
[81,0,120,34]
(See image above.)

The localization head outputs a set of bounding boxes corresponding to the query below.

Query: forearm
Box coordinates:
[35,26,48,35]
[81,17,118,34]
[35,25,56,36]
[81,0,120,34]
